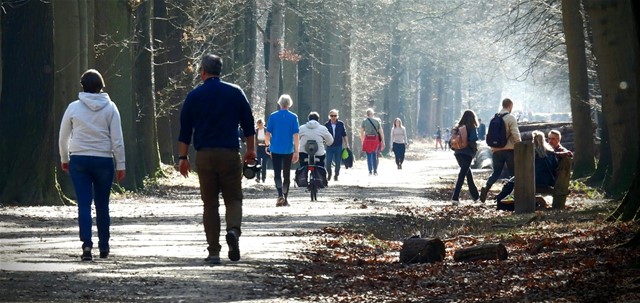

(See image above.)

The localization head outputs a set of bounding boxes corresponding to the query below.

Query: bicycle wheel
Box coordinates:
[310,184,317,201]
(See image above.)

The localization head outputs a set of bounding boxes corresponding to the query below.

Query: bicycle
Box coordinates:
[296,140,327,201]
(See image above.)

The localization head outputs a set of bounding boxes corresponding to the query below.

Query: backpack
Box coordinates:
[486,113,509,147]
[449,125,468,150]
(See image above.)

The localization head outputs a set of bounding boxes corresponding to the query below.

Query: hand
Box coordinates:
[380,141,385,150]
[61,163,69,173]
[266,147,271,156]
[244,150,257,164]
[179,159,191,177]
[292,152,299,164]
[116,170,126,183]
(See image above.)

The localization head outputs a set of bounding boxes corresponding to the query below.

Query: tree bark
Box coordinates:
[95,0,144,190]
[282,0,299,110]
[0,1,65,205]
[453,243,508,262]
[399,237,445,264]
[265,0,284,118]
[52,0,84,201]
[562,0,596,178]
[584,0,639,197]
[134,0,162,177]
[418,66,432,137]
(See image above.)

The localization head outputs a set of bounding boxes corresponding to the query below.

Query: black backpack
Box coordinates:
[486,113,509,147]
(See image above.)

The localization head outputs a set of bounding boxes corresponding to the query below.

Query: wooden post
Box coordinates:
[514,141,536,213]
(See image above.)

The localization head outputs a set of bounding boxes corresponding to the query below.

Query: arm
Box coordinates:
[178,141,191,177]
[292,133,300,163]
[378,122,385,149]
[323,129,334,146]
[244,135,256,163]
[109,104,126,182]
[58,107,72,172]
[265,131,272,155]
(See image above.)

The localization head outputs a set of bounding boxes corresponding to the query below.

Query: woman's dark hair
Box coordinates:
[458,109,479,129]
[80,69,105,93]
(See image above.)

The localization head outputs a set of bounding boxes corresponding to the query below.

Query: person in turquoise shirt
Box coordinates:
[265,94,300,207]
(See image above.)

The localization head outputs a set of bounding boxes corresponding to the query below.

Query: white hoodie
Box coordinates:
[299,120,334,156]
[59,92,126,170]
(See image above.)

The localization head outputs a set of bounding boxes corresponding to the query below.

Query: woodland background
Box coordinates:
[0,0,638,227]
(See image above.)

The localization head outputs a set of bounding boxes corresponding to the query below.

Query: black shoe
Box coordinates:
[226,230,240,262]
[327,174,332,181]
[204,254,221,265]
[99,249,109,259]
[81,247,92,261]
[334,175,338,181]
[479,187,488,203]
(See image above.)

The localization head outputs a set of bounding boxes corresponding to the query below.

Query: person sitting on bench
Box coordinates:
[495,130,572,209]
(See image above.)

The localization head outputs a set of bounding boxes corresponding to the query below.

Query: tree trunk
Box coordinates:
[265,0,284,118]
[52,0,85,201]
[453,243,508,262]
[153,0,176,165]
[584,0,639,197]
[0,1,65,205]
[399,237,445,264]
[282,0,299,110]
[418,67,432,137]
[562,0,596,178]
[134,0,162,177]
[384,30,401,153]
[95,0,144,190]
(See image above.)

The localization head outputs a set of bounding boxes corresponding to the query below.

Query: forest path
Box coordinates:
[0,145,469,302]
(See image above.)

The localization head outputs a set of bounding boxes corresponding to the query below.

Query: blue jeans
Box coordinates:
[69,155,115,251]
[392,143,406,166]
[366,152,378,174]
[325,145,342,177]
[452,154,479,201]
[256,146,269,181]
[485,149,515,191]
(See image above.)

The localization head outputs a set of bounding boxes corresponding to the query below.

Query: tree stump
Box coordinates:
[453,243,508,262]
[399,237,445,264]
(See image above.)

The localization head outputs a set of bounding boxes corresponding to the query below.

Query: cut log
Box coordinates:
[453,243,508,262]
[399,237,445,264]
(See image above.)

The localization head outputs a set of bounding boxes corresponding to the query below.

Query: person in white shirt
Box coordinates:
[254,118,269,183]
[299,112,334,168]
[390,118,409,169]
[59,69,126,261]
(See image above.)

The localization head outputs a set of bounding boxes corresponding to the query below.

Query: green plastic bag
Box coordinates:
[342,148,349,160]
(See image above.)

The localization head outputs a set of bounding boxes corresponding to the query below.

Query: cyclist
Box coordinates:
[299,112,334,171]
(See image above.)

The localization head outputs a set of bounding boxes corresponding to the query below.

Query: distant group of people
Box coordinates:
[58,53,572,266]
[449,98,573,210]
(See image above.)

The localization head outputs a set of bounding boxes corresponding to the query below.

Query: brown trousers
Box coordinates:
[196,148,243,254]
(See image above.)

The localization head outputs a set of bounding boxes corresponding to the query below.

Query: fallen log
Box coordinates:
[399,237,445,264]
[453,243,508,262]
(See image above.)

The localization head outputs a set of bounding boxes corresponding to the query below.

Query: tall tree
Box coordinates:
[0,1,64,205]
[561,0,596,178]
[584,0,638,197]
[53,0,94,200]
[265,0,284,118]
[134,0,162,176]
[584,0,640,222]
[95,0,144,189]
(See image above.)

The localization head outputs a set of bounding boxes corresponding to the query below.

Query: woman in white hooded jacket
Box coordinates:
[298,112,334,167]
[59,69,126,261]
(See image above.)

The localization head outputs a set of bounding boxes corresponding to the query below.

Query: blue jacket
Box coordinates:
[178,77,255,150]
[267,109,299,154]
[324,120,347,147]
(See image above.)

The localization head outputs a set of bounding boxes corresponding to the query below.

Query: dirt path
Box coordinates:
[0,147,472,302]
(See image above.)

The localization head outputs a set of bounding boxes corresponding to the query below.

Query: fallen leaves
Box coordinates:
[266,204,640,302]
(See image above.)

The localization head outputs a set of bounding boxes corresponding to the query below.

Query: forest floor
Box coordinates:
[1,140,639,302]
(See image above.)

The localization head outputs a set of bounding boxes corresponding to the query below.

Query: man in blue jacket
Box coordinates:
[178,54,256,264]
[324,109,349,181]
